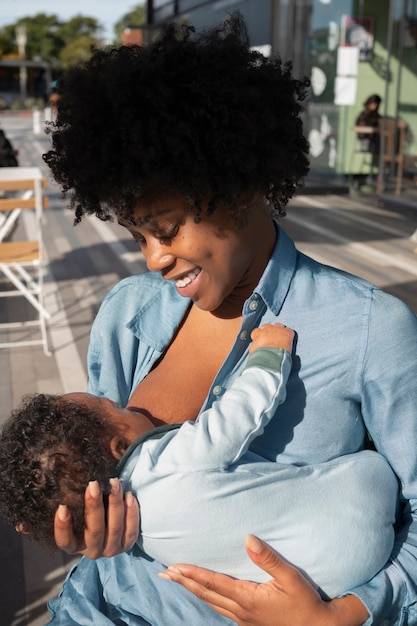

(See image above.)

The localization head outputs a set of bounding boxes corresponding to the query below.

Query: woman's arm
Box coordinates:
[160,536,369,626]
[354,291,417,622]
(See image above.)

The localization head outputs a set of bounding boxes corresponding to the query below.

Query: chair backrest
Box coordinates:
[0,167,51,354]
[378,117,407,164]
[0,167,48,242]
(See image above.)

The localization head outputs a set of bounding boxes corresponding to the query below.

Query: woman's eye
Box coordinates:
[133,233,146,245]
[158,225,179,243]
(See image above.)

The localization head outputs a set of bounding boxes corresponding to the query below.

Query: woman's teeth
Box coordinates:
[174,268,201,288]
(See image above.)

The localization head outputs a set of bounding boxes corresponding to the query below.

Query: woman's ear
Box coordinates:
[110,435,128,460]
[15,522,31,535]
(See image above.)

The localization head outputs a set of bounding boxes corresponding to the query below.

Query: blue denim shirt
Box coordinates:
[83,224,417,625]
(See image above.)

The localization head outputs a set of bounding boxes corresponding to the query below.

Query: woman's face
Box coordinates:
[119,196,276,316]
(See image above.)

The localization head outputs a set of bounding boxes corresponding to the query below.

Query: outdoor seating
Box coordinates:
[0,166,51,355]
[378,117,408,195]
[352,117,408,194]
[352,125,380,185]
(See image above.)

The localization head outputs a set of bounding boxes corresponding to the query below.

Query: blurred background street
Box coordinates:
[0,111,416,625]
[0,111,146,626]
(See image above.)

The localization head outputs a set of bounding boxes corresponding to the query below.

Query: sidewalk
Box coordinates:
[0,113,416,625]
[0,114,146,626]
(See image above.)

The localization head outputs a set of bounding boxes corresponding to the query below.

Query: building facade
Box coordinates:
[146,0,417,194]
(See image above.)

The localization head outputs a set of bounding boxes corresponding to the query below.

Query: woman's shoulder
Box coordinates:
[103,271,175,303]
[96,271,186,322]
[296,252,417,323]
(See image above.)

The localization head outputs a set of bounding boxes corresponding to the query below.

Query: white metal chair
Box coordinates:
[0,166,51,355]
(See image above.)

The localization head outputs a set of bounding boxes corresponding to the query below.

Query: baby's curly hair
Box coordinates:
[43,12,310,225]
[0,394,119,552]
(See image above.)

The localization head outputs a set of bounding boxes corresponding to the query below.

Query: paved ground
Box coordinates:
[0,111,416,625]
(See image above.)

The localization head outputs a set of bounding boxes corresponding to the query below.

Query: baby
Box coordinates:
[0,324,398,599]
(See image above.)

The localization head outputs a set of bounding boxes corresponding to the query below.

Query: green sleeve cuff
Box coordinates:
[245,347,291,373]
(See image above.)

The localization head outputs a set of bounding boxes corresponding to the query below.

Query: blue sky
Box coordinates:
[0,0,143,42]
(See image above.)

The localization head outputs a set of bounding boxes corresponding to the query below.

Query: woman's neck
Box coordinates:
[212,213,276,319]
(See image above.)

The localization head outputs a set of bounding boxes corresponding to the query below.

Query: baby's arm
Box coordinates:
[153,324,294,471]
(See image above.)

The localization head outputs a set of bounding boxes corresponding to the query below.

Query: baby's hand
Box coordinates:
[249,323,294,354]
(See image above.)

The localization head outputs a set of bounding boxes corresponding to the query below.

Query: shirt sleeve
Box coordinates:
[150,348,292,471]
[343,289,417,625]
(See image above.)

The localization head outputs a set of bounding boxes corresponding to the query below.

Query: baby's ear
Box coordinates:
[15,522,31,535]
[110,435,128,460]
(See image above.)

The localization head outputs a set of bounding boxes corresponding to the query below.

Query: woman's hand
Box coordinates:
[54,478,140,558]
[159,535,370,626]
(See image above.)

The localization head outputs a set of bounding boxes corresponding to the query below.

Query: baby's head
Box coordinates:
[0,393,120,551]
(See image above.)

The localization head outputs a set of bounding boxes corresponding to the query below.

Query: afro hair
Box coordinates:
[44,12,310,225]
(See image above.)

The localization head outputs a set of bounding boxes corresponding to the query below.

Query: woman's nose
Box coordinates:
[143,239,175,273]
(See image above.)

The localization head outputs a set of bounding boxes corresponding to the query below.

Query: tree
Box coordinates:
[114,4,146,41]
[0,24,22,58]
[57,16,104,67]
[15,14,64,61]
[59,36,100,68]
[58,15,104,48]
[0,13,103,65]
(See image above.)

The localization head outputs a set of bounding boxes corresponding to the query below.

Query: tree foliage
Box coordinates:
[0,13,103,66]
[114,4,146,41]
[0,4,146,68]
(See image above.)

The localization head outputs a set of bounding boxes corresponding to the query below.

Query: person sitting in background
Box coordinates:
[0,324,398,602]
[355,93,382,154]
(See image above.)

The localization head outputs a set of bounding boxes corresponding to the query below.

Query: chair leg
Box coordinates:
[1,264,51,319]
[39,313,51,356]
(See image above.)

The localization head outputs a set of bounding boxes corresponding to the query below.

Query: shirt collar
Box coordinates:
[126,274,191,351]
[126,221,297,344]
[253,223,297,315]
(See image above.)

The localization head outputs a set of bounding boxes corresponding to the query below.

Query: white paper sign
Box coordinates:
[336,46,359,76]
[334,76,357,105]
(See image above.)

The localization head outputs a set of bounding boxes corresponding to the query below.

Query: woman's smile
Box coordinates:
[120,195,276,316]
[172,267,202,295]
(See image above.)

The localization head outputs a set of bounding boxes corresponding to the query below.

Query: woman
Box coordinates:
[355,93,382,154]
[45,14,417,626]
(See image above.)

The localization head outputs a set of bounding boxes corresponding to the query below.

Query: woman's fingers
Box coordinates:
[54,504,85,554]
[53,479,140,558]
[244,534,288,580]
[159,563,250,618]
[82,480,107,558]
[84,479,140,558]
[123,491,140,550]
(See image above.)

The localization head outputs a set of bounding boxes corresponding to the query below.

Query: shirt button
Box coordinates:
[249,300,258,311]
[240,330,248,340]
[212,385,222,396]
